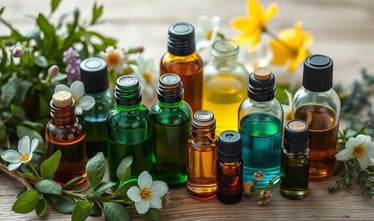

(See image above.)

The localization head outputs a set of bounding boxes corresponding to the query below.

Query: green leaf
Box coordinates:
[47,195,76,214]
[23,172,37,180]
[1,74,19,107]
[89,201,102,217]
[36,198,48,216]
[116,155,133,183]
[35,179,62,195]
[140,208,162,221]
[72,200,93,221]
[36,14,56,38]
[51,0,61,14]
[16,125,44,147]
[103,202,130,221]
[90,2,103,25]
[12,80,32,105]
[12,190,40,214]
[114,180,137,198]
[40,150,61,179]
[34,55,48,68]
[63,176,84,190]
[90,181,116,197]
[86,152,105,188]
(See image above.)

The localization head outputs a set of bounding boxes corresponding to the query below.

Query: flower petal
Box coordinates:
[54,84,70,93]
[138,171,153,189]
[18,136,30,155]
[149,196,162,209]
[7,162,22,171]
[127,186,141,202]
[1,150,22,163]
[151,181,168,197]
[335,149,352,161]
[357,154,370,169]
[74,106,83,115]
[78,95,95,111]
[70,81,85,98]
[30,139,39,153]
[135,200,150,214]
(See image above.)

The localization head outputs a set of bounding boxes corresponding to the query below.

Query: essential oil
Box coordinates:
[187,110,217,200]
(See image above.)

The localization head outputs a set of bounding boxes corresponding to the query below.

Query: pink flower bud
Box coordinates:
[12,47,24,58]
[48,65,59,78]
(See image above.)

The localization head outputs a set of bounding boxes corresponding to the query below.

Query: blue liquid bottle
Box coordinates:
[238,67,283,188]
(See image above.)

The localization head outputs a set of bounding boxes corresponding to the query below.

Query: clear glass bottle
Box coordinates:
[203,39,248,135]
[45,91,87,185]
[187,110,217,200]
[107,75,153,188]
[293,54,340,181]
[150,73,192,186]
[160,22,203,113]
[280,119,310,199]
[238,67,283,188]
[80,57,113,157]
[217,130,243,204]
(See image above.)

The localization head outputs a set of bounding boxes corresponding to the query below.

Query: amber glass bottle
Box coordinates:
[160,22,203,112]
[187,110,217,200]
[293,54,340,181]
[217,130,243,204]
[45,91,87,185]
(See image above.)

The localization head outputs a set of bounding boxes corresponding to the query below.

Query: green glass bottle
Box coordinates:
[80,57,113,157]
[107,75,153,188]
[150,73,192,186]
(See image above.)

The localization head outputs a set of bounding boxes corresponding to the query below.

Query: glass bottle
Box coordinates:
[217,130,243,204]
[293,54,340,181]
[280,119,310,199]
[187,110,217,200]
[238,67,283,188]
[107,75,153,188]
[160,22,203,113]
[203,39,248,135]
[150,73,192,186]
[45,91,87,185]
[80,57,113,157]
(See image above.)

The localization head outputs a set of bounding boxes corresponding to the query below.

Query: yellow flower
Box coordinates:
[270,21,313,72]
[231,0,278,50]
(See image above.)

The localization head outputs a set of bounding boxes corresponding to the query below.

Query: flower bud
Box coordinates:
[48,65,59,78]
[12,47,24,58]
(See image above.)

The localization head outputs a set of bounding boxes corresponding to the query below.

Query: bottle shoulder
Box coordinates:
[293,87,341,111]
[238,98,283,121]
[150,101,192,123]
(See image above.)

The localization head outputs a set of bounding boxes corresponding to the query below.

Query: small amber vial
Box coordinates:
[45,91,87,185]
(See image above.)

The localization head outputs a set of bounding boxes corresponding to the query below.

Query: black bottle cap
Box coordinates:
[248,67,275,102]
[218,130,242,162]
[80,57,108,93]
[114,75,142,106]
[157,73,184,103]
[303,54,333,92]
[167,22,196,56]
[284,120,309,152]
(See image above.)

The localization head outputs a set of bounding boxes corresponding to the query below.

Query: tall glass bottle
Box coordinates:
[293,54,340,181]
[45,91,87,185]
[217,130,243,204]
[187,110,217,200]
[280,119,310,199]
[238,67,283,188]
[80,57,113,157]
[150,73,192,186]
[107,75,153,188]
[203,39,248,134]
[160,22,203,112]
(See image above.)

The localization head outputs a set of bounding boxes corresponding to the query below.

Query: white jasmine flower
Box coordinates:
[131,54,157,98]
[195,15,221,52]
[54,81,95,115]
[127,171,168,214]
[336,134,374,169]
[99,46,127,74]
[1,136,38,171]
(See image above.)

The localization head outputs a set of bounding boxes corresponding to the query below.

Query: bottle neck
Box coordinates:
[211,40,240,70]
[50,101,77,126]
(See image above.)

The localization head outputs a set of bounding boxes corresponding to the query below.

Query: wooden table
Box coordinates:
[1,0,374,220]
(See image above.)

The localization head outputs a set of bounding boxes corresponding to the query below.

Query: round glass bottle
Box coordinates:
[203,39,248,134]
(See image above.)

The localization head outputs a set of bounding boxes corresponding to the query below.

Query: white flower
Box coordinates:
[1,136,38,171]
[281,89,293,122]
[336,134,374,169]
[127,171,168,214]
[99,46,127,74]
[131,54,157,99]
[243,41,273,72]
[195,15,221,52]
[54,81,95,115]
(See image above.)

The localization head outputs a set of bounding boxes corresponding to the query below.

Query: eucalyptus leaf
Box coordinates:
[35,179,62,195]
[116,155,133,183]
[86,152,105,188]
[16,125,44,145]
[1,74,19,107]
[12,190,40,214]
[12,80,32,105]
[140,208,162,221]
[34,55,48,68]
[40,150,61,179]
[47,195,76,214]
[72,200,93,221]
[36,198,48,217]
[103,202,131,221]
[90,181,116,197]
[63,176,84,190]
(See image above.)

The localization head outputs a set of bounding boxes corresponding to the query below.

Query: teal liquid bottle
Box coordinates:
[238,67,283,188]
[107,75,153,188]
[80,57,113,157]
[150,73,192,186]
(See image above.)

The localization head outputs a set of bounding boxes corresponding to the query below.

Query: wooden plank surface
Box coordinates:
[1,0,374,220]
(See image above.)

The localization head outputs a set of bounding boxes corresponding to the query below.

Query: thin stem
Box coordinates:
[28,163,41,180]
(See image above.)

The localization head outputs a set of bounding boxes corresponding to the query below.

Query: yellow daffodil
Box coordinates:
[231,0,278,50]
[270,21,313,72]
